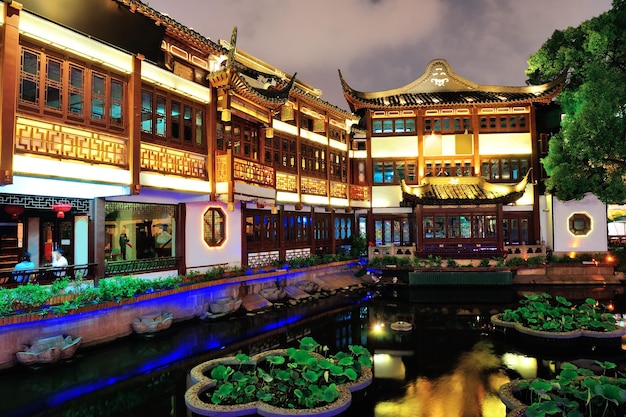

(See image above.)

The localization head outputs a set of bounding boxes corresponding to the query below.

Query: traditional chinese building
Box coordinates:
[339,59,606,258]
[0,0,361,278]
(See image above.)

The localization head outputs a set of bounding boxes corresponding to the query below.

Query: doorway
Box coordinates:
[40,215,74,265]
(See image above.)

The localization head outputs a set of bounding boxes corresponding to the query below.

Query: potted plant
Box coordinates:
[491,293,626,351]
[499,361,626,417]
[185,337,372,417]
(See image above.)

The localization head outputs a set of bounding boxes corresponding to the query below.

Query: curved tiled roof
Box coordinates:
[116,0,225,55]
[401,169,531,206]
[339,59,567,111]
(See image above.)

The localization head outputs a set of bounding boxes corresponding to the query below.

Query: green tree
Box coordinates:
[526,0,626,203]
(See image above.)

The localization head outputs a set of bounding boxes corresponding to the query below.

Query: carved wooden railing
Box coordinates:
[15,117,127,166]
[350,185,369,202]
[233,158,274,187]
[140,143,207,179]
[276,172,298,193]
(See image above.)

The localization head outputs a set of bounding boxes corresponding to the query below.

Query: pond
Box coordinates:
[1,284,625,417]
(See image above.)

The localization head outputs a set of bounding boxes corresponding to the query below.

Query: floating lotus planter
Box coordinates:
[185,337,372,417]
[498,361,626,417]
[491,293,626,352]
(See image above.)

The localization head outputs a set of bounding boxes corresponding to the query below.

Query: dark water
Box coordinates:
[1,284,625,417]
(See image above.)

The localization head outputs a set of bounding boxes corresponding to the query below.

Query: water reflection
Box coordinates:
[374,341,510,417]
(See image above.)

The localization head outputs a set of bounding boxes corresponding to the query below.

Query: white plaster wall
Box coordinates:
[552,193,607,254]
[478,132,532,155]
[539,195,553,249]
[185,201,242,269]
[74,214,89,265]
[371,186,403,208]
[371,136,418,158]
[27,217,40,268]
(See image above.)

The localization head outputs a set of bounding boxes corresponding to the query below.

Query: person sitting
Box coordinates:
[13,252,35,283]
[51,249,69,276]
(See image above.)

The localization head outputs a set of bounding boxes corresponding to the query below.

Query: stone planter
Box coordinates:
[491,313,626,352]
[185,349,372,417]
[499,377,626,417]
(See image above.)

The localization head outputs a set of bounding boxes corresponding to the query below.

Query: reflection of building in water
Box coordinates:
[374,341,510,417]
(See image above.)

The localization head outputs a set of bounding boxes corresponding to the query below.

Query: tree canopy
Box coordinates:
[526,0,626,203]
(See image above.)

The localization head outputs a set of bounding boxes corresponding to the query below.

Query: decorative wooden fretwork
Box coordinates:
[275,172,298,192]
[0,195,90,213]
[330,182,347,199]
[15,117,127,167]
[350,185,370,202]
[301,177,326,196]
[140,143,207,179]
[105,201,176,218]
[215,153,230,182]
[233,158,275,187]
[285,248,310,260]
[247,251,280,268]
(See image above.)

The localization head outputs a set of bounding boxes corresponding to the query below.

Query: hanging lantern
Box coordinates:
[280,104,294,121]
[5,205,24,220]
[313,118,325,133]
[52,203,72,218]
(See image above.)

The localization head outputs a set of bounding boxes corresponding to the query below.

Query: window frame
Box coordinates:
[19,44,127,133]
[203,207,226,247]
[140,85,207,152]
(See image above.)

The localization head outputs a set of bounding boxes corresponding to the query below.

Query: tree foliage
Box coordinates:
[526,0,626,203]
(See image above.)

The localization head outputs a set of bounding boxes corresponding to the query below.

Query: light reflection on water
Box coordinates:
[374,341,510,417]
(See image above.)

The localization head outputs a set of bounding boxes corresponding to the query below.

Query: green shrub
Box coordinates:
[525,255,545,267]
[446,259,458,268]
[505,257,526,267]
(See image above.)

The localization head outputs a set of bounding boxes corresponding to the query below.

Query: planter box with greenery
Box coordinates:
[185,337,372,417]
[492,293,626,352]
[499,361,626,417]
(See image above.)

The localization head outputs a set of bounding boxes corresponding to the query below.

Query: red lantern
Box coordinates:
[4,205,24,220]
[52,203,72,218]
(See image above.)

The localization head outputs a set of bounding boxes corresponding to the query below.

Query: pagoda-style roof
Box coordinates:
[401,169,531,206]
[339,59,567,112]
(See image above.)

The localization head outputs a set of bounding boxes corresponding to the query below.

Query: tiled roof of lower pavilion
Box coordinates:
[339,59,567,111]
[401,170,531,206]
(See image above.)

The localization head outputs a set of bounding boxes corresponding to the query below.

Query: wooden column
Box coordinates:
[207,87,218,200]
[177,203,186,276]
[92,198,106,283]
[128,54,143,194]
[0,2,21,184]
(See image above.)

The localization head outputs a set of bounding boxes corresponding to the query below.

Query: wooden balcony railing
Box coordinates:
[140,143,207,179]
[233,158,275,187]
[15,117,127,167]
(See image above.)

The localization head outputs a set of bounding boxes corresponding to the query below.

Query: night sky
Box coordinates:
[145,0,613,110]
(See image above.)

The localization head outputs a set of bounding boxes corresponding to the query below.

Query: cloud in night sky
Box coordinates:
[145,0,613,110]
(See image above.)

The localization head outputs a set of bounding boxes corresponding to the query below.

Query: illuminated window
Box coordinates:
[372,118,416,135]
[19,45,125,131]
[141,87,206,151]
[569,213,591,236]
[204,207,226,246]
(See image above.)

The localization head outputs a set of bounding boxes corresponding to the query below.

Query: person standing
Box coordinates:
[119,226,132,260]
